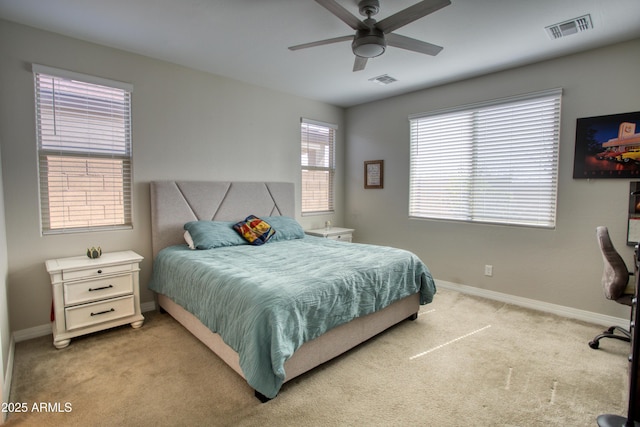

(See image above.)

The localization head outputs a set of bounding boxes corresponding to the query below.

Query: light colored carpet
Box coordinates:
[3,288,630,426]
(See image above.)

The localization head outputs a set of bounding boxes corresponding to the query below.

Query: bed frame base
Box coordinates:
[255,390,271,403]
[156,292,420,400]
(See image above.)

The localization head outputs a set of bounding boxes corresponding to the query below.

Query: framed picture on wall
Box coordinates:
[573,111,640,178]
[364,160,383,189]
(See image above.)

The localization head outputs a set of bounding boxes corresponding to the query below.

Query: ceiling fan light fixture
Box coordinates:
[352,30,386,58]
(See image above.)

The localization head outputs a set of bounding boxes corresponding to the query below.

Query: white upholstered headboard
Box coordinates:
[150,181,295,258]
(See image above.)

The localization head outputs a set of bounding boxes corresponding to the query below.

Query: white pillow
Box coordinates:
[184,230,195,250]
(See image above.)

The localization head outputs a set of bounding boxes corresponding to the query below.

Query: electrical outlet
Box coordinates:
[484,265,493,277]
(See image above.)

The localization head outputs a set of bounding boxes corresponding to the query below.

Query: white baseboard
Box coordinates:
[13,300,158,343]
[140,300,156,313]
[11,286,623,344]
[436,280,627,328]
[13,324,51,343]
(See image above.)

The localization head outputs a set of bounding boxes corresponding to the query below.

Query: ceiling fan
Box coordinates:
[289,0,451,72]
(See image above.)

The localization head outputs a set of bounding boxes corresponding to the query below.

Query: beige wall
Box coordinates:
[345,38,640,319]
[0,20,345,331]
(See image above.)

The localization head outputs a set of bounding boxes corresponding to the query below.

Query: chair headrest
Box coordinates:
[596,226,630,300]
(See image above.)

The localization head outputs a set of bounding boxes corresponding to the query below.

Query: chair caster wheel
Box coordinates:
[589,340,599,349]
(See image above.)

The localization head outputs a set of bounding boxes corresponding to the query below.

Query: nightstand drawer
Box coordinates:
[65,295,135,331]
[327,234,352,242]
[63,263,134,281]
[63,274,133,306]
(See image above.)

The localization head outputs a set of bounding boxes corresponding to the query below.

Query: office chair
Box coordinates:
[589,226,634,349]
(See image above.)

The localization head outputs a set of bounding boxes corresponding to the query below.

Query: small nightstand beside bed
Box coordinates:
[148,181,436,401]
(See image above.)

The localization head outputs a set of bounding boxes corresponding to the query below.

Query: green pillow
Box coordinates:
[263,216,305,241]
[183,220,247,249]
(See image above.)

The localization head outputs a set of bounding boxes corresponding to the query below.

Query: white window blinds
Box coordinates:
[409,88,562,228]
[301,118,336,214]
[33,64,133,234]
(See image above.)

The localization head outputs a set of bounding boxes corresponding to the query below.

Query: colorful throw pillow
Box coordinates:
[233,215,275,245]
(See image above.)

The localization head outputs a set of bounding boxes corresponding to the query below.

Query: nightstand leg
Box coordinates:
[54,338,70,349]
[130,320,144,329]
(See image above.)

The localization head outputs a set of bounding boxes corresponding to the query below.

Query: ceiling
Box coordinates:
[1,0,639,108]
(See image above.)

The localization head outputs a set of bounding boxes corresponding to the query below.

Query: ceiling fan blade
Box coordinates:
[289,35,353,51]
[314,0,364,30]
[386,33,443,56]
[353,56,368,72]
[376,0,451,34]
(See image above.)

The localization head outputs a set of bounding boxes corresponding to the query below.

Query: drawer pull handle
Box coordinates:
[97,270,103,274]
[88,285,114,292]
[90,308,115,317]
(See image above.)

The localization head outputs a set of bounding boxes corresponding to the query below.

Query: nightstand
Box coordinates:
[45,250,145,349]
[305,227,354,242]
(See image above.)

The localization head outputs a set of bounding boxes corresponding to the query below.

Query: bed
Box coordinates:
[148,181,436,401]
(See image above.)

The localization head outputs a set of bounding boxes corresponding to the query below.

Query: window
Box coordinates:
[33,64,133,234]
[409,88,562,228]
[301,118,336,214]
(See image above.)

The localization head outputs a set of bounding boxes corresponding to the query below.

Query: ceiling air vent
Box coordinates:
[545,14,593,39]
[369,74,398,85]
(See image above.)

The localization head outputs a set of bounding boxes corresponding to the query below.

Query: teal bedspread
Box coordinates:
[148,236,436,398]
